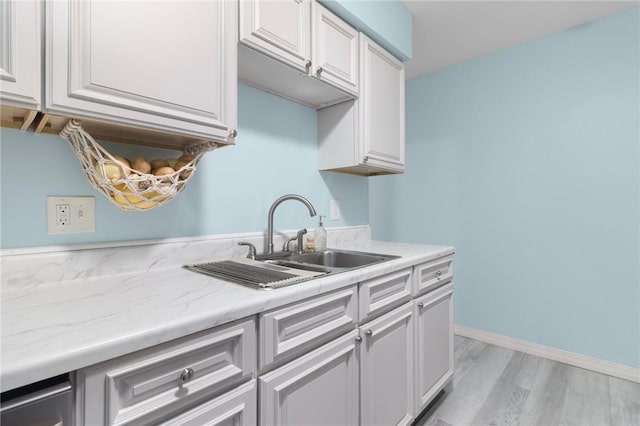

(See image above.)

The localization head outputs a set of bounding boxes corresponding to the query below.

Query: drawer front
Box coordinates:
[159,379,257,426]
[359,268,412,323]
[259,286,357,371]
[77,318,256,426]
[413,255,453,296]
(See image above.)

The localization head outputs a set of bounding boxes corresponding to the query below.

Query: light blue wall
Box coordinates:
[371,8,640,368]
[319,0,412,60]
[0,84,369,248]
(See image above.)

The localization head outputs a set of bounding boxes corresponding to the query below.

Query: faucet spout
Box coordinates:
[267,194,317,254]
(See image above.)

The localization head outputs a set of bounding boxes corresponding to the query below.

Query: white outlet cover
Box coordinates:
[47,196,95,234]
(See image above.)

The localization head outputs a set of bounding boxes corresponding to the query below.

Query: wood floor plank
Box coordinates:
[559,366,613,425]
[418,336,640,426]
[470,352,539,425]
[423,343,515,425]
[608,375,640,426]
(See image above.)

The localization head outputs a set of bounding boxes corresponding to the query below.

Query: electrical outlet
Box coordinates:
[47,197,95,234]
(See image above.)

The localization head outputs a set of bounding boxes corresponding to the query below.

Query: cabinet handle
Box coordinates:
[437,270,442,280]
[316,66,323,75]
[355,336,362,344]
[180,367,194,383]
[229,129,238,138]
[418,302,424,308]
[305,60,312,69]
[365,329,373,337]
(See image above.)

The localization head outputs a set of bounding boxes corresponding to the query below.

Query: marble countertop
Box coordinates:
[1,238,453,392]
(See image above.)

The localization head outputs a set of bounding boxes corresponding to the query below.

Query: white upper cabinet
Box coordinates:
[0,0,41,130]
[45,0,237,146]
[239,0,310,72]
[360,33,405,172]
[238,0,356,109]
[318,34,405,176]
[311,1,358,96]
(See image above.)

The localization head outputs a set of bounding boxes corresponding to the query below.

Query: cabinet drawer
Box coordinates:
[259,286,357,371]
[413,255,453,296]
[359,268,412,323]
[76,318,256,426]
[159,379,257,426]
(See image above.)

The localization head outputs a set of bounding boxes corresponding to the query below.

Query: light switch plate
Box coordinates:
[330,199,341,221]
[47,196,95,234]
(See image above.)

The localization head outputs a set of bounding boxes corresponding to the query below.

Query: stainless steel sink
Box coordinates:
[186,249,400,290]
[267,249,399,274]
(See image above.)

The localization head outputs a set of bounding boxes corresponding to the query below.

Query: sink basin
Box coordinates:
[290,249,398,269]
[266,249,399,274]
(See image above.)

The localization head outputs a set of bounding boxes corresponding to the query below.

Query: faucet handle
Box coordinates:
[237,241,257,260]
[282,236,296,252]
[295,228,308,255]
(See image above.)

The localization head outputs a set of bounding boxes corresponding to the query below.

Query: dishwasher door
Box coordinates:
[1,375,73,426]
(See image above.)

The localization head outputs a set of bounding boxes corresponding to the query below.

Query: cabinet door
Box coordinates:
[414,283,454,415]
[360,302,414,426]
[311,1,358,96]
[259,331,359,426]
[0,0,41,129]
[46,0,237,143]
[159,380,257,426]
[360,34,405,172]
[239,0,311,72]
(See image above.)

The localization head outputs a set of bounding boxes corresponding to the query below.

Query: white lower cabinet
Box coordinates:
[71,254,455,425]
[360,302,414,426]
[414,282,454,415]
[259,330,360,426]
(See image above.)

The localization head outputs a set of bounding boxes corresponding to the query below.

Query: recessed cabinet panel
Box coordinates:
[312,2,358,96]
[415,283,454,415]
[88,2,220,114]
[360,302,414,426]
[0,0,41,130]
[239,0,310,72]
[361,34,405,172]
[46,0,237,143]
[259,331,359,426]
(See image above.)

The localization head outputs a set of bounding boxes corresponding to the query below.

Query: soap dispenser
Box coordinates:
[315,215,327,252]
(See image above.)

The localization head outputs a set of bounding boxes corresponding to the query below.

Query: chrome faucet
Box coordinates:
[267,194,317,254]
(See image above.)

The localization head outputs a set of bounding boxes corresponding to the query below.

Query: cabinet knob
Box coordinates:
[418,302,424,308]
[437,270,442,279]
[316,66,323,75]
[305,60,312,69]
[355,336,362,344]
[180,367,194,383]
[229,129,238,138]
[365,329,373,337]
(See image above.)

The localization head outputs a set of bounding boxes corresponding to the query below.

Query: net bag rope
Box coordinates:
[59,120,219,211]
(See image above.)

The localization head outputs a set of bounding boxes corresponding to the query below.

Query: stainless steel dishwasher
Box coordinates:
[0,374,73,425]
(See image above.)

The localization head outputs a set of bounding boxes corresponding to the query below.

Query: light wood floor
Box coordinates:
[416,336,640,426]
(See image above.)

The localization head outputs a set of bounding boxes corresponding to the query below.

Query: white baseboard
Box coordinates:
[454,324,639,384]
